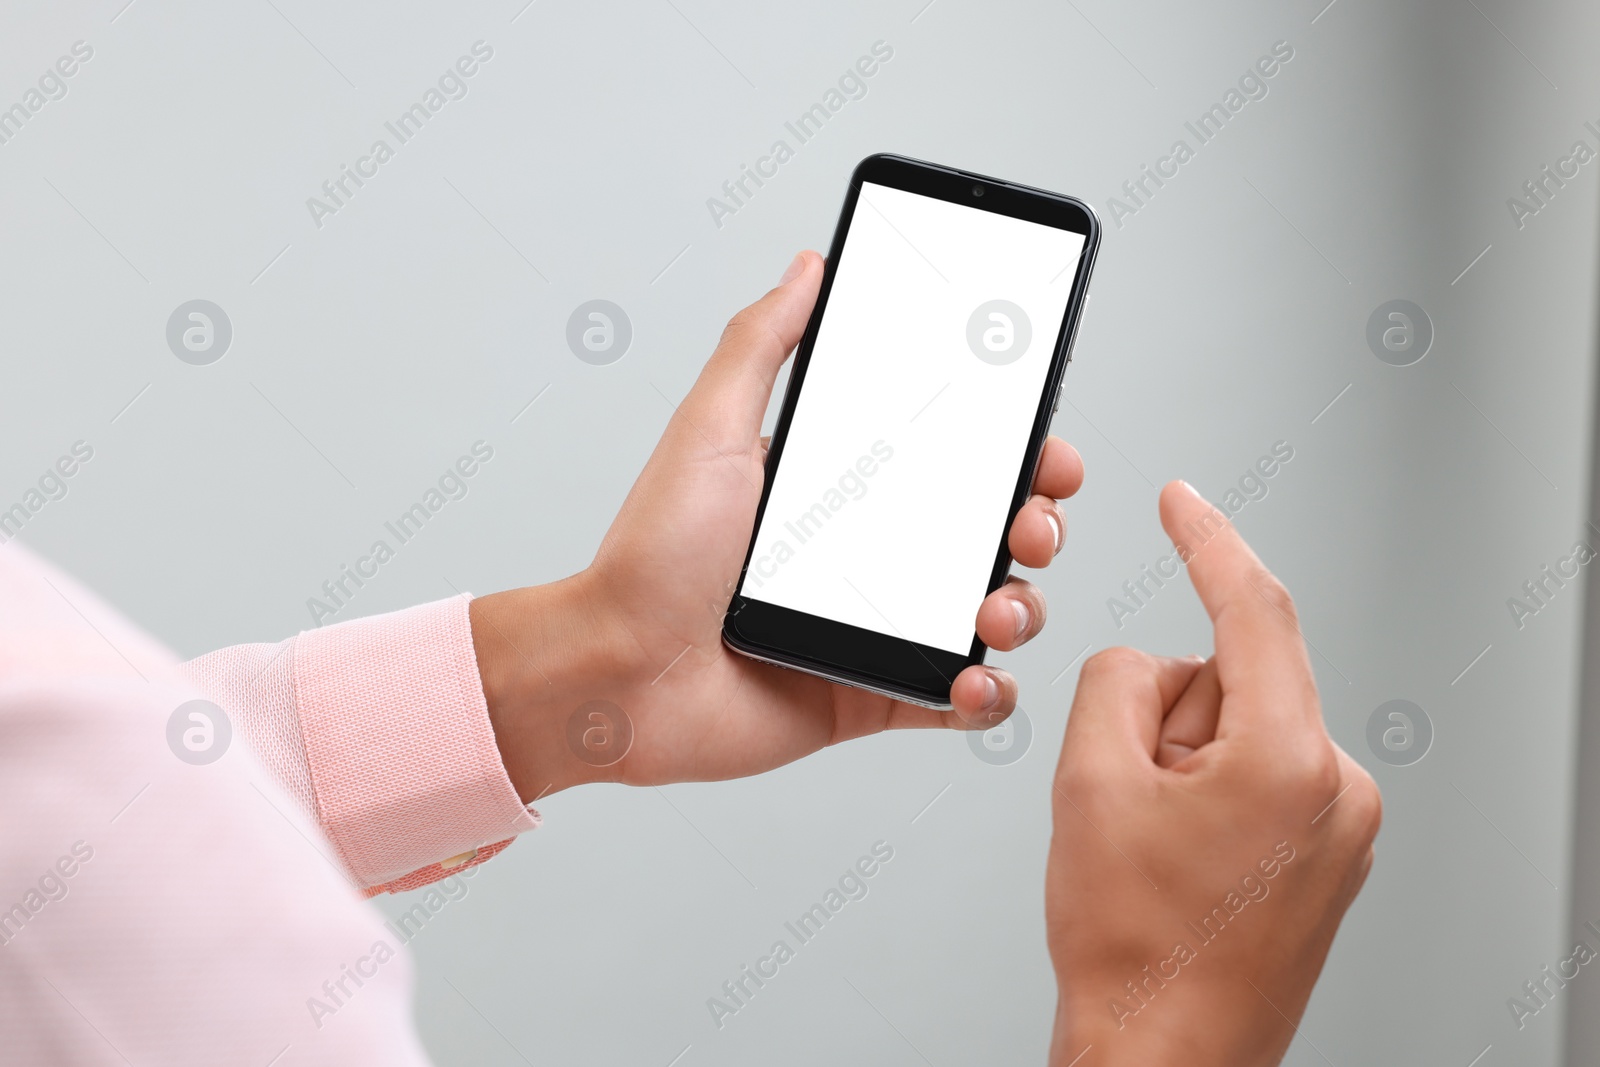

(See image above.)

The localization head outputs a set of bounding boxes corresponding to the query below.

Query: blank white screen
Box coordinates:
[743,182,1086,655]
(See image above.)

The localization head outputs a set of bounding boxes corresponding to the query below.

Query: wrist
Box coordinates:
[1051,990,1149,1067]
[1050,977,1284,1067]
[469,569,645,802]
[1050,1004,1195,1067]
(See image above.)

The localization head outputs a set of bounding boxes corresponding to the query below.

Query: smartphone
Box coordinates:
[722,153,1100,708]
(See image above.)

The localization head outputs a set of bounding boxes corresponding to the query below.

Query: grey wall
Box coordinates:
[3,0,1598,1063]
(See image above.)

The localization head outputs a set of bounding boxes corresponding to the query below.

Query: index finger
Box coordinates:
[1157,480,1317,724]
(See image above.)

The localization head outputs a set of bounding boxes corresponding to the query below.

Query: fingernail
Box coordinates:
[981,672,1000,711]
[1045,511,1063,554]
[1010,599,1031,642]
[779,253,806,285]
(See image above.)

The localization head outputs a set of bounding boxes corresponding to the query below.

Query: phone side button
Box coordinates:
[1065,295,1089,364]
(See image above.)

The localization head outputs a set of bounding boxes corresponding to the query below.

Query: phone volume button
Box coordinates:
[1065,296,1088,363]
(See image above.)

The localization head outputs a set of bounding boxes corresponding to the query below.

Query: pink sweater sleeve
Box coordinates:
[182,596,539,894]
[0,542,435,1065]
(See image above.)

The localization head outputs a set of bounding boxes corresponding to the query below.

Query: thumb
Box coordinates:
[679,250,824,449]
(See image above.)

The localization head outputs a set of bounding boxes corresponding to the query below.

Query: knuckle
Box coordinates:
[717,313,757,350]
[719,306,784,359]
[1345,770,1384,842]
[1268,741,1339,804]
[1081,646,1147,683]
[1306,747,1343,800]
[1254,572,1298,622]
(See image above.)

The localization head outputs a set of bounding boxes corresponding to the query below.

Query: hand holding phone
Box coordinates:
[471,244,1083,799]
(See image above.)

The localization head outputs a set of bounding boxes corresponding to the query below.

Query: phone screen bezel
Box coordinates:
[722,153,1101,708]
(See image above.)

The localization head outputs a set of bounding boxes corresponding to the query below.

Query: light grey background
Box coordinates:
[2,0,1596,1063]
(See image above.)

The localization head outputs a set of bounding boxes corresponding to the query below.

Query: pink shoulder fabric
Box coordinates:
[184,596,539,892]
[0,542,434,1065]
